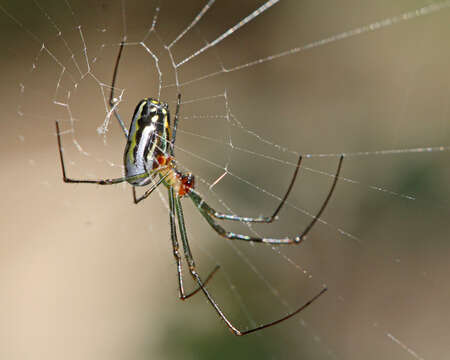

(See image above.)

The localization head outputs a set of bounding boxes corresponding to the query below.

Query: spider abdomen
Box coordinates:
[124,98,171,186]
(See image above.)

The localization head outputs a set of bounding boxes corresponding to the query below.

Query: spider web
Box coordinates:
[2,1,450,359]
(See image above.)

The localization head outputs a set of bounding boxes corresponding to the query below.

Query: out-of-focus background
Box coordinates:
[1,1,449,359]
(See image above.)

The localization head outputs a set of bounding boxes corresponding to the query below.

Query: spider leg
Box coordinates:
[188,155,344,244]
[132,171,171,204]
[174,191,327,335]
[168,187,220,300]
[55,121,148,185]
[170,93,181,156]
[296,155,344,242]
[189,198,296,244]
[183,264,220,299]
[109,40,128,138]
[189,155,303,223]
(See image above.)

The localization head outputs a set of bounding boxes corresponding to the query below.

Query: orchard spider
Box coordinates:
[55,42,343,335]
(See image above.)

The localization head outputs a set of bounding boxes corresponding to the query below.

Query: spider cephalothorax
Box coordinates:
[153,154,195,197]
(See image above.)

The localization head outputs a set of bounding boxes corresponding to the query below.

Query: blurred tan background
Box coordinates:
[1,1,449,359]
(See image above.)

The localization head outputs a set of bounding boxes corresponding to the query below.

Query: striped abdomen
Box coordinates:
[124,98,171,186]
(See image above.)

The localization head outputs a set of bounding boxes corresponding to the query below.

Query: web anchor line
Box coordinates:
[161,0,450,88]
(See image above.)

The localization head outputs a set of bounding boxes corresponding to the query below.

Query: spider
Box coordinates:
[55,42,344,336]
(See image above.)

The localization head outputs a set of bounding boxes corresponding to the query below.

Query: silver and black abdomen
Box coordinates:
[124,98,171,186]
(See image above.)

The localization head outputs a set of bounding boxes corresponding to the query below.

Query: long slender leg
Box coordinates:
[109,40,128,138]
[133,172,170,204]
[189,155,344,245]
[191,197,297,244]
[189,155,302,223]
[56,121,148,185]
[170,93,181,156]
[174,193,327,335]
[296,154,344,242]
[168,187,219,299]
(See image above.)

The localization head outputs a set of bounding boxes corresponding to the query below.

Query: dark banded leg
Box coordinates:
[297,155,344,241]
[170,93,181,156]
[168,187,219,300]
[188,155,344,245]
[56,121,147,185]
[109,40,128,138]
[132,172,171,204]
[189,155,303,223]
[174,191,327,335]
